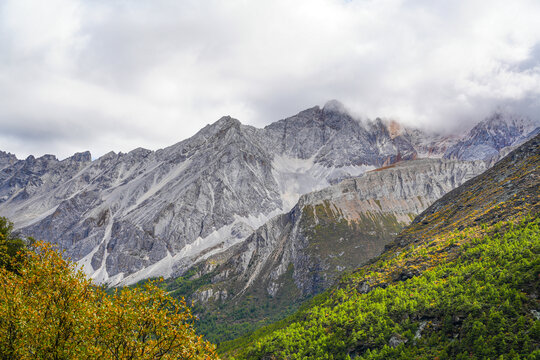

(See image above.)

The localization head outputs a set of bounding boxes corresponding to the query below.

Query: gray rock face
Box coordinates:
[264,104,417,167]
[0,152,92,223]
[389,334,407,348]
[444,112,539,161]
[0,102,524,285]
[190,159,487,303]
[0,151,17,171]
[12,118,284,284]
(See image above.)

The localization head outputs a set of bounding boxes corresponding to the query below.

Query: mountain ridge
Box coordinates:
[0,103,537,285]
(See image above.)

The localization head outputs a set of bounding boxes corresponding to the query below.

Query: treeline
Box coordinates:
[0,217,218,360]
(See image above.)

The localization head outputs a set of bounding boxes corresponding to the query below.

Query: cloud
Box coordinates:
[1,0,539,159]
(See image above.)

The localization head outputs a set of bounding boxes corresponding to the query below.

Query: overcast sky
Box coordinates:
[1,0,540,159]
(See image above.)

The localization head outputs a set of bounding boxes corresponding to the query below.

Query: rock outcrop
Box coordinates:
[0,151,17,171]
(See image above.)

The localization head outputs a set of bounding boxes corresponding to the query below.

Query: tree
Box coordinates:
[0,240,218,360]
[0,217,26,272]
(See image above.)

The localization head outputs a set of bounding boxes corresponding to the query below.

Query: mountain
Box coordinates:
[0,152,92,221]
[0,102,536,285]
[224,133,540,360]
[443,111,539,161]
[0,151,17,171]
[186,158,487,303]
[395,130,540,249]
[263,103,417,168]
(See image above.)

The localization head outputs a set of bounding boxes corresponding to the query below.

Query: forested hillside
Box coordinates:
[222,135,540,359]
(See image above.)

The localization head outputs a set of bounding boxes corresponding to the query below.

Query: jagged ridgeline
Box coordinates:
[0,103,537,288]
[222,134,540,359]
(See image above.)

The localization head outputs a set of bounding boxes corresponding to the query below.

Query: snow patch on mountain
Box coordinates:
[272,154,374,210]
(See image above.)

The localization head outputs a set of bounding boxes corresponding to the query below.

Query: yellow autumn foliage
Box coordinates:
[0,241,219,360]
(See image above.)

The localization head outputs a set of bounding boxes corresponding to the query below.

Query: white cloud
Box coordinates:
[0,0,539,159]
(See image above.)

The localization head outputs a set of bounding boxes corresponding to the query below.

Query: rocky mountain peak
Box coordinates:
[386,120,405,139]
[98,151,118,162]
[213,115,242,130]
[42,154,58,161]
[20,154,57,171]
[191,116,246,147]
[0,151,17,170]
[322,99,348,114]
[69,151,92,163]
[470,111,535,140]
[368,117,389,133]
[443,111,539,161]
[126,148,152,158]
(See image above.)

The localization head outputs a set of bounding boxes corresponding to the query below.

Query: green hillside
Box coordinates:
[222,135,540,359]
